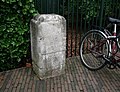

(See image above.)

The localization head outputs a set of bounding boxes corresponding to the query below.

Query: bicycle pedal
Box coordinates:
[107,64,116,69]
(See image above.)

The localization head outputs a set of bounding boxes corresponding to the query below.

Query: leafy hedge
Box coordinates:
[0,0,37,71]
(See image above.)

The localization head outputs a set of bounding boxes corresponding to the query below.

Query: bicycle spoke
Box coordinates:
[80,30,108,70]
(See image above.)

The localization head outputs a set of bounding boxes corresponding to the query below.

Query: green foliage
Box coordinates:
[0,0,37,71]
[1,0,120,71]
[64,0,120,22]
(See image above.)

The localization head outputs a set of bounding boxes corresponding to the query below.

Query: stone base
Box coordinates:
[32,61,65,79]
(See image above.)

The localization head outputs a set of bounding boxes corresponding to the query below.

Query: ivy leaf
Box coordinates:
[7,28,13,32]
[29,0,33,2]
[18,1,22,6]
[1,0,5,2]
[0,25,6,31]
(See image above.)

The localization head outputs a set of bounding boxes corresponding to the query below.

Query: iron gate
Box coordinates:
[34,0,120,57]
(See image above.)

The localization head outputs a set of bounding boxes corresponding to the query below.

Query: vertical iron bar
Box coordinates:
[52,0,53,13]
[66,0,70,57]
[46,0,47,13]
[87,0,91,31]
[95,0,100,25]
[46,0,49,13]
[91,0,95,26]
[58,0,59,14]
[52,0,55,12]
[41,0,42,13]
[119,0,120,18]
[112,0,115,17]
[79,0,83,55]
[75,0,79,56]
[99,0,105,27]
[114,0,116,18]
[84,0,87,32]
[115,0,117,18]
[80,0,83,34]
[62,0,64,16]
[71,0,74,57]
[111,0,113,17]
[102,0,106,26]
[118,0,120,18]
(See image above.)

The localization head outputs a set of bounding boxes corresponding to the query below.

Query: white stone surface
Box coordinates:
[30,14,66,79]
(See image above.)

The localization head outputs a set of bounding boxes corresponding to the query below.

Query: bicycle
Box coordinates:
[79,17,120,70]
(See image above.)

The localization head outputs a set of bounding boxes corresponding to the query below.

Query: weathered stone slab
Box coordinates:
[30,14,66,79]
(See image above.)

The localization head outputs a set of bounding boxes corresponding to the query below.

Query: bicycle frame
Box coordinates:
[80,17,120,70]
[91,24,120,68]
[103,24,120,68]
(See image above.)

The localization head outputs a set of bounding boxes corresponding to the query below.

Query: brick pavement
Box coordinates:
[0,57,120,92]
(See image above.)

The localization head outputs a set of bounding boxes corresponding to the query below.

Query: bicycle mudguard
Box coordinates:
[91,25,104,31]
[91,25,112,36]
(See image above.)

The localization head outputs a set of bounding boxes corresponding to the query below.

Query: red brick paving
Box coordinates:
[0,57,120,92]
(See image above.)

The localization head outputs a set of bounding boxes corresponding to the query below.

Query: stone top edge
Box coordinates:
[32,14,66,23]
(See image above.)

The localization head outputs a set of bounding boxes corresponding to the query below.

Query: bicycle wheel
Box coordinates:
[80,30,109,70]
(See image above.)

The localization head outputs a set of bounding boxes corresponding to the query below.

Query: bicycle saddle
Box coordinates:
[108,17,120,24]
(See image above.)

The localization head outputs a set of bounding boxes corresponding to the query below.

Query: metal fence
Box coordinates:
[34,0,120,57]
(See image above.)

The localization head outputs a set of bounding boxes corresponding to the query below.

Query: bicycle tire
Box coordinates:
[80,30,109,70]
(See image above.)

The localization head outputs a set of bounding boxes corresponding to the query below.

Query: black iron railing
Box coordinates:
[34,0,120,57]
